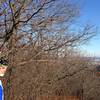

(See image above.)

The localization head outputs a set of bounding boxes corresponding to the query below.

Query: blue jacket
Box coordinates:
[0,80,3,100]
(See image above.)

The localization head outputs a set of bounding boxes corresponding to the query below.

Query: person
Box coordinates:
[0,80,3,100]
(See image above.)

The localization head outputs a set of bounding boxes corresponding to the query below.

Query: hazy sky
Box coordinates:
[79,0,100,56]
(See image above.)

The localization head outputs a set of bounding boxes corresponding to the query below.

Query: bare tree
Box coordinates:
[0,0,97,100]
[0,0,96,49]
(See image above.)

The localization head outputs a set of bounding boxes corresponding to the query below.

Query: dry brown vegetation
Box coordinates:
[0,0,99,100]
[1,46,99,100]
[36,96,79,100]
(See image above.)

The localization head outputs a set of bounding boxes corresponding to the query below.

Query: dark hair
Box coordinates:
[0,57,8,65]
[96,65,100,72]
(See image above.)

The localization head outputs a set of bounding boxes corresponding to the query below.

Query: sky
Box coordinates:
[79,0,100,57]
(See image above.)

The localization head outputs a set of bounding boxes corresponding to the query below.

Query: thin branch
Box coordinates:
[56,67,88,81]
[9,0,14,21]
[13,0,25,19]
[18,0,56,24]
